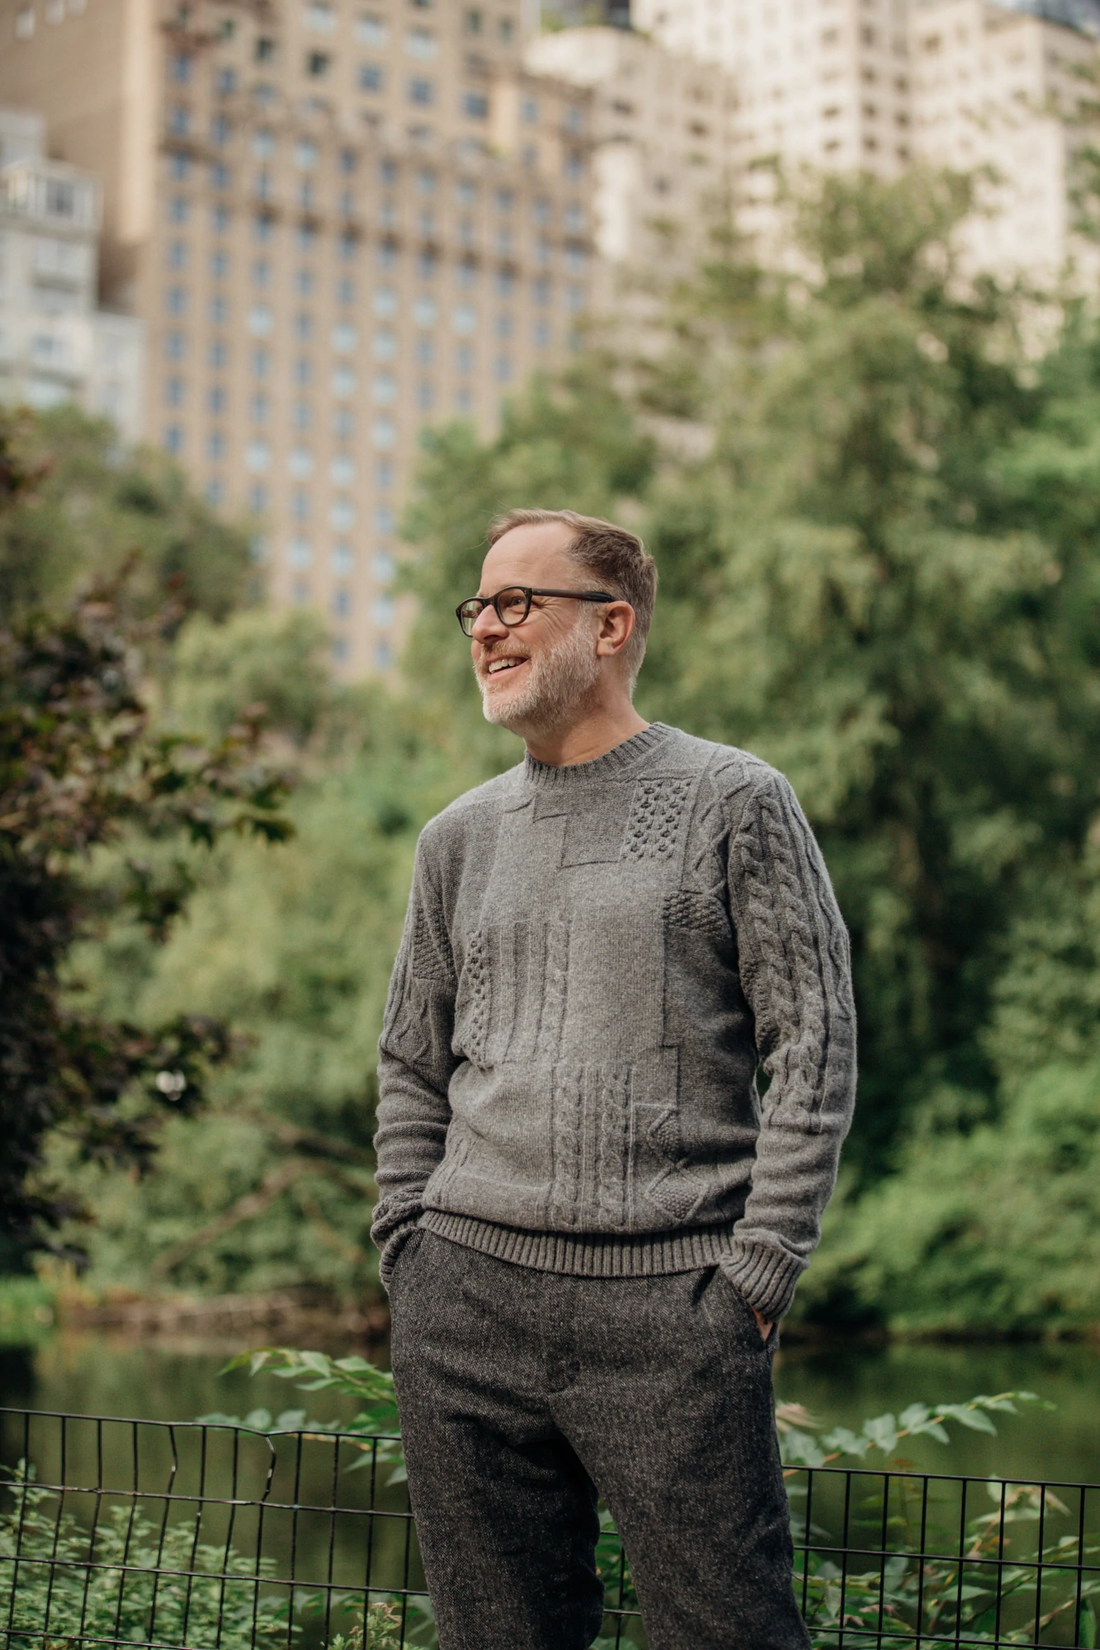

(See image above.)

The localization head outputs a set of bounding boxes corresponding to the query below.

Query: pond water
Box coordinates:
[2,1326,1099,1487]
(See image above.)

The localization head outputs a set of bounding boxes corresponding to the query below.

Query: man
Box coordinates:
[372,508,856,1650]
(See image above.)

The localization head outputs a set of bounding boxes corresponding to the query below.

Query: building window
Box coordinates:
[456,344,473,375]
[289,536,312,569]
[463,90,489,119]
[297,222,318,252]
[293,401,312,430]
[212,204,230,234]
[456,386,472,414]
[306,0,334,29]
[295,356,313,385]
[216,68,238,95]
[355,12,386,44]
[208,384,226,413]
[165,425,183,455]
[307,51,330,76]
[169,153,191,182]
[495,355,512,383]
[521,97,538,125]
[417,249,437,280]
[495,268,515,296]
[167,240,187,270]
[464,8,482,31]
[296,312,314,340]
[333,541,354,573]
[564,151,584,182]
[211,114,231,145]
[210,295,229,324]
[371,417,396,449]
[330,497,355,530]
[166,331,186,361]
[376,459,393,489]
[250,392,270,422]
[208,430,226,460]
[166,376,185,407]
[168,195,189,225]
[170,52,192,83]
[168,104,191,137]
[331,454,355,485]
[334,407,354,438]
[567,283,584,313]
[417,380,434,410]
[211,248,229,279]
[333,587,351,618]
[250,485,269,512]
[534,320,550,348]
[337,277,356,306]
[496,312,513,340]
[211,162,231,190]
[297,268,316,296]
[256,35,276,60]
[534,276,550,305]
[377,241,398,271]
[415,335,433,366]
[339,231,357,261]
[292,490,311,521]
[409,78,435,105]
[247,439,271,471]
[251,347,269,377]
[166,286,186,315]
[332,321,357,353]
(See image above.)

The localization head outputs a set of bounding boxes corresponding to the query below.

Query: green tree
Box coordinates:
[0,414,291,1267]
[0,406,254,623]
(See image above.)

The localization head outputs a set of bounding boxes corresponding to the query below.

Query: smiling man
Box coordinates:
[372,508,857,1650]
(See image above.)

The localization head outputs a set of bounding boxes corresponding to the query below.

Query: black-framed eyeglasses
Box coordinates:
[455,585,618,637]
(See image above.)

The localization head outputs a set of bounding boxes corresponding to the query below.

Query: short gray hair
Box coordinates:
[487,507,657,687]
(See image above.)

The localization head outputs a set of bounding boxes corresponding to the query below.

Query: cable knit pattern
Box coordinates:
[372,723,856,1319]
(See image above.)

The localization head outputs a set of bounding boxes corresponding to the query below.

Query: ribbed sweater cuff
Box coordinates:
[378,1220,421,1292]
[422,1210,739,1277]
[719,1240,805,1321]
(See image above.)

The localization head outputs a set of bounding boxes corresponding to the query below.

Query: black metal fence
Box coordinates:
[1,1406,1097,1650]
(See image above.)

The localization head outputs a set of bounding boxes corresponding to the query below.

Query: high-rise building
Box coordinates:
[0,0,595,674]
[631,0,1100,284]
[524,25,738,304]
[0,107,143,438]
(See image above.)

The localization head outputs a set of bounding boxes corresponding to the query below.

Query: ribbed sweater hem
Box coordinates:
[421,1209,739,1276]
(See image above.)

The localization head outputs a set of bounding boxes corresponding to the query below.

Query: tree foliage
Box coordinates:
[0,416,292,1264]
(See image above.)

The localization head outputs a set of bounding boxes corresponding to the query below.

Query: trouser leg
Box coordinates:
[552,1265,810,1650]
[388,1232,604,1650]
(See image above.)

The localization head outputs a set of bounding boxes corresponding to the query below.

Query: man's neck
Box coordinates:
[523,704,650,768]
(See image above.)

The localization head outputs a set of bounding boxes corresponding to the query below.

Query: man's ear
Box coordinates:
[595,601,635,659]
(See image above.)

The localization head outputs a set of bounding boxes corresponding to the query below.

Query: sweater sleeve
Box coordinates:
[721,769,857,1321]
[371,834,458,1289]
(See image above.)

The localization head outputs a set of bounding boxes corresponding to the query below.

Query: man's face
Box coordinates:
[470,522,603,736]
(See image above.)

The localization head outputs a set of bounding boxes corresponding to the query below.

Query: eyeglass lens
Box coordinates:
[457,587,530,634]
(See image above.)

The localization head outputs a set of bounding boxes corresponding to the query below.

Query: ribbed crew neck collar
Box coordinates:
[522,722,673,790]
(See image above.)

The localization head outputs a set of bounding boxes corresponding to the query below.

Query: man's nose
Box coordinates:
[471,601,507,643]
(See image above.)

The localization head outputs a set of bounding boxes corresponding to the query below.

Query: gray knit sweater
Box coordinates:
[372,723,856,1321]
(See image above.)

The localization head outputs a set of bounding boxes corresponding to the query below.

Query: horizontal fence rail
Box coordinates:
[1,1406,1097,1650]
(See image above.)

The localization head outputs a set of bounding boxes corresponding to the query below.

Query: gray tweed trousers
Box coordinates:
[388,1230,810,1650]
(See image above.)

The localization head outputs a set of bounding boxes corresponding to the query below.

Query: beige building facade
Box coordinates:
[0,107,143,439]
[524,25,737,303]
[0,0,594,674]
[632,0,1100,284]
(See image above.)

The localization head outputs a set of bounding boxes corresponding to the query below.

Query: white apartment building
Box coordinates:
[632,0,1100,284]
[0,108,143,439]
[524,25,738,303]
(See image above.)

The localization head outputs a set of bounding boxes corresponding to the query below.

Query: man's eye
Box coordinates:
[499,592,526,614]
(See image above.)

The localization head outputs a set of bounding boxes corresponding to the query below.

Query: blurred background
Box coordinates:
[2,0,1100,1478]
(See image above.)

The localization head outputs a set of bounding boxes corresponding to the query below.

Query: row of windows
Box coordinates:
[165,344,528,412]
[165,243,585,284]
[166,158,581,228]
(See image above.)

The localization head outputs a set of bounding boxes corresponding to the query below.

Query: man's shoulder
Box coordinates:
[417,765,524,857]
[661,726,782,798]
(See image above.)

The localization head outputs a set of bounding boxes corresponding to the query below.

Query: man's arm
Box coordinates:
[722,768,857,1323]
[371,838,458,1289]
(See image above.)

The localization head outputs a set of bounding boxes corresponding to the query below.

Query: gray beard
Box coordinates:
[477,620,602,736]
